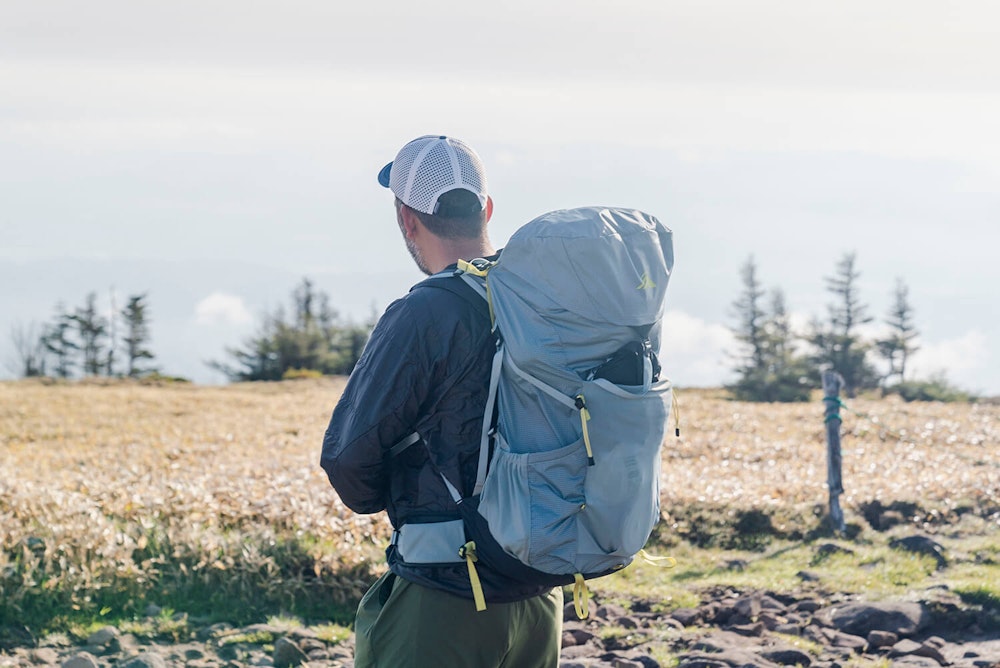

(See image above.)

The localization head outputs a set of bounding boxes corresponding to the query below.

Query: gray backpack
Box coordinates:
[394,207,676,615]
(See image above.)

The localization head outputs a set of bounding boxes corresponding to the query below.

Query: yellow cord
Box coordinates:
[639,548,677,568]
[572,573,590,619]
[459,541,487,612]
[575,394,595,465]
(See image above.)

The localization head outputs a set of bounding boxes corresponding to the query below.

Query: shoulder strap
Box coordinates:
[416,273,491,321]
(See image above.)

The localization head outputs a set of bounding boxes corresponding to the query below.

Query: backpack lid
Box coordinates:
[492,207,673,326]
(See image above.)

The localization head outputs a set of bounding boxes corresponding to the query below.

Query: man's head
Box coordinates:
[378,135,494,274]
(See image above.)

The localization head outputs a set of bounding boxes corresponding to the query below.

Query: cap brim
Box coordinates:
[377,162,392,188]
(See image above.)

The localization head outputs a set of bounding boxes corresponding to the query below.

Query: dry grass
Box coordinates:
[664,388,999,526]
[1,380,998,632]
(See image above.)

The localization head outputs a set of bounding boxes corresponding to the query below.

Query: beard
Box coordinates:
[405,233,432,276]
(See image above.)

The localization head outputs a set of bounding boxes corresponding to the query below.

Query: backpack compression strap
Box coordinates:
[418,264,499,495]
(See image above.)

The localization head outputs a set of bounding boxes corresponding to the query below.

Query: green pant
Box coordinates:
[353,572,563,668]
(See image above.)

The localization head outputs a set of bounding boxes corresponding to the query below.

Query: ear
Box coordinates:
[398,205,421,239]
[485,196,494,223]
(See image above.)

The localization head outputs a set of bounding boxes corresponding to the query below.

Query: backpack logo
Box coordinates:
[636,272,656,290]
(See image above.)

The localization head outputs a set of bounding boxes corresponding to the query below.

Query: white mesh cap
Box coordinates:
[377,135,488,215]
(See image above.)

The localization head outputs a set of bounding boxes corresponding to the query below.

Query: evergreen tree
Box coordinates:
[809,252,879,396]
[41,304,78,378]
[105,289,118,376]
[877,278,920,388]
[73,292,109,376]
[121,293,156,377]
[8,322,47,378]
[731,256,768,373]
[760,289,811,401]
[210,278,372,381]
[728,257,810,402]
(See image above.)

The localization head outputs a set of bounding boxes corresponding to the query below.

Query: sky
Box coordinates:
[2,1,998,394]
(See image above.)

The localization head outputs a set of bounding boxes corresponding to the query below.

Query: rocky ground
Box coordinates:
[2,582,997,668]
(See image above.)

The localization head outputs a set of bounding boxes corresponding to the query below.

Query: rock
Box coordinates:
[30,648,59,664]
[794,599,823,613]
[562,643,602,660]
[728,622,765,637]
[815,543,854,559]
[759,612,785,631]
[560,662,590,668]
[796,571,821,582]
[661,618,684,631]
[762,648,813,666]
[890,536,948,570]
[617,617,640,630]
[272,638,307,668]
[829,631,867,654]
[821,601,929,636]
[671,608,702,626]
[284,628,317,641]
[611,659,644,668]
[891,640,949,666]
[893,639,924,654]
[565,600,597,621]
[596,604,628,620]
[891,657,941,668]
[801,625,830,645]
[690,631,775,666]
[676,658,731,668]
[774,623,802,636]
[913,644,948,666]
[185,648,206,660]
[85,626,119,648]
[116,653,168,668]
[298,638,326,653]
[61,653,99,668]
[629,657,660,668]
[143,604,162,617]
[242,624,281,637]
[734,596,761,620]
[876,510,907,531]
[724,559,748,571]
[866,630,898,648]
[199,623,234,641]
[706,601,734,625]
[760,595,788,611]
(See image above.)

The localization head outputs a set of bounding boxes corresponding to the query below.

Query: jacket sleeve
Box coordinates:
[319,298,432,514]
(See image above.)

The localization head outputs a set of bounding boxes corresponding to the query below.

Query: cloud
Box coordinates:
[660,310,737,388]
[910,330,990,390]
[195,292,252,326]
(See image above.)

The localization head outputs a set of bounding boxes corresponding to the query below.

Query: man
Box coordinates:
[320,135,563,668]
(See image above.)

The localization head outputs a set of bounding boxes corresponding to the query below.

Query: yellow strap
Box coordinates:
[572,573,590,619]
[456,260,496,326]
[575,395,595,465]
[639,548,677,568]
[671,389,681,438]
[459,541,487,612]
[456,259,489,277]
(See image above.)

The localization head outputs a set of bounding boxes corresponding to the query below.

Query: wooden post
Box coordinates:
[822,370,846,534]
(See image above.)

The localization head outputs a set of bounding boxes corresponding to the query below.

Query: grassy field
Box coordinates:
[2,379,998,637]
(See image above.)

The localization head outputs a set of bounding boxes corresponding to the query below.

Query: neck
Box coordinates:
[424,237,496,274]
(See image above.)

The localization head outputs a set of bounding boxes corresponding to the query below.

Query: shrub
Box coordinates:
[282,368,324,381]
[888,376,974,403]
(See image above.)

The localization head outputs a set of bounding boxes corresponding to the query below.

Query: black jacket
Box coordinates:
[320,270,549,603]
